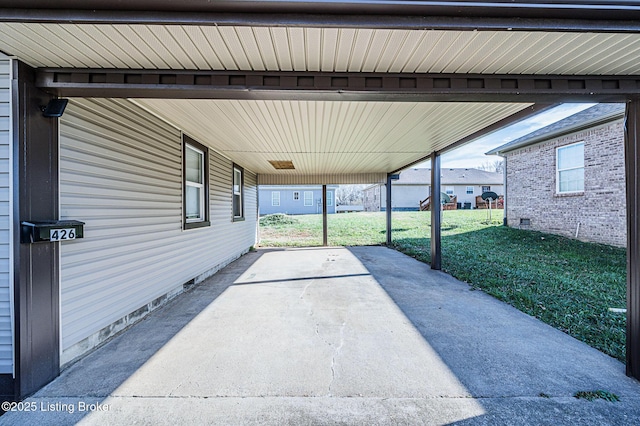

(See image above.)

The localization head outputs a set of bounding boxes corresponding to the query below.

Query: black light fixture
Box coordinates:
[41,98,68,118]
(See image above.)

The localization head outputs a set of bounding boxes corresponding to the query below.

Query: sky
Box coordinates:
[415,103,597,169]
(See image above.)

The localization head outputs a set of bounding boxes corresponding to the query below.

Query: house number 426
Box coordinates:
[50,228,76,241]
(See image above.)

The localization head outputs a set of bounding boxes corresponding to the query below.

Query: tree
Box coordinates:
[477,159,504,173]
[335,185,366,205]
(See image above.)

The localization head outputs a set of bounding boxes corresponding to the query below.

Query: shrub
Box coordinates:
[259,213,299,226]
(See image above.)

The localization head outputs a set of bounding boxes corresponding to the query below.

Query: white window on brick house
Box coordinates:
[557,142,585,193]
[466,186,474,194]
[272,191,280,206]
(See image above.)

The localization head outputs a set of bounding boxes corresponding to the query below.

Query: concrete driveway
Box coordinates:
[2,246,640,425]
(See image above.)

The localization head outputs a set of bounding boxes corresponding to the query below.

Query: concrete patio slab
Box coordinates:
[1,246,639,425]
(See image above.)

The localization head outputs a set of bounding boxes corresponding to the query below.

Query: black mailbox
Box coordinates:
[21,220,85,244]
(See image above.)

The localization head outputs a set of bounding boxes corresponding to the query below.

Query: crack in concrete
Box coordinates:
[167,381,185,397]
[299,280,316,319]
[298,269,348,398]
[299,281,313,300]
[328,321,347,397]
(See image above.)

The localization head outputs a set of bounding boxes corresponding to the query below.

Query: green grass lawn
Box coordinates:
[258,210,627,361]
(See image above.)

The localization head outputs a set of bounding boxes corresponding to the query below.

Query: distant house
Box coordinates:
[259,185,338,215]
[363,168,504,211]
[486,103,626,247]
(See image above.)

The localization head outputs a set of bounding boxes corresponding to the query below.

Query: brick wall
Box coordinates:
[505,119,626,247]
[363,185,381,211]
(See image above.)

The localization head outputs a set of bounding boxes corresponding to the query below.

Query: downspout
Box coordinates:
[501,154,508,226]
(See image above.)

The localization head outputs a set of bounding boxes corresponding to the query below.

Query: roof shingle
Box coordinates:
[394,168,503,185]
[486,103,625,155]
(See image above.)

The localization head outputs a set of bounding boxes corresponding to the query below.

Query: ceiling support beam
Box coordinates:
[35,69,640,103]
[624,98,640,382]
[6,4,640,32]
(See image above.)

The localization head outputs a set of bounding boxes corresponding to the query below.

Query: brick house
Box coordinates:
[487,103,626,247]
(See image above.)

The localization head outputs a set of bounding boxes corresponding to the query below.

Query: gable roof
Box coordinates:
[392,168,503,185]
[486,103,625,155]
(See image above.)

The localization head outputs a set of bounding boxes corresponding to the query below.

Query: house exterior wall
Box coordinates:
[505,119,626,247]
[384,184,428,211]
[0,54,12,375]
[379,184,427,211]
[59,98,257,365]
[443,184,505,206]
[259,187,336,215]
[363,185,381,212]
[364,183,504,211]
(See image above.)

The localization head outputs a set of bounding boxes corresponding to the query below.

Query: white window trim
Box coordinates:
[185,144,205,223]
[327,191,333,206]
[233,166,243,219]
[272,191,280,206]
[466,186,474,194]
[304,191,313,206]
[556,141,585,194]
[445,187,454,195]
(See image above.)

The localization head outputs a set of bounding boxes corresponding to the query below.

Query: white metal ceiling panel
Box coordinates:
[0,22,598,179]
[217,26,253,70]
[133,99,531,176]
[2,23,640,75]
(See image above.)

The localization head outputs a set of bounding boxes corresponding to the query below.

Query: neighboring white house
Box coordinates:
[487,103,626,247]
[363,168,504,211]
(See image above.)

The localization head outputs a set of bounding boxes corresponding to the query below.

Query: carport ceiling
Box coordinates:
[2,22,639,177]
[133,99,531,175]
[2,24,640,74]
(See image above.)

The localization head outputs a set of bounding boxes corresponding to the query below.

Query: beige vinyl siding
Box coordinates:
[0,54,12,374]
[60,98,257,363]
